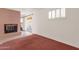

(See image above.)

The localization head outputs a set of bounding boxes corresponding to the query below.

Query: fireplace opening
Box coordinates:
[4,24,18,33]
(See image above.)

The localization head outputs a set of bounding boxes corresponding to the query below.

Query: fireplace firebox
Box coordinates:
[4,24,18,33]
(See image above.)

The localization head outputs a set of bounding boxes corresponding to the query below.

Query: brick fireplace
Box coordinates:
[0,8,21,39]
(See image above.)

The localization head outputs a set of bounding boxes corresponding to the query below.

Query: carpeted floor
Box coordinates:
[0,34,78,50]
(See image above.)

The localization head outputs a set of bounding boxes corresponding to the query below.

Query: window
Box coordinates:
[52,10,55,19]
[61,8,65,17]
[48,8,65,19]
[48,11,52,19]
[56,9,60,18]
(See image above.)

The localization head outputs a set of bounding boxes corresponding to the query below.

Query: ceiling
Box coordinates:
[8,8,44,17]
[8,8,54,17]
[8,8,34,17]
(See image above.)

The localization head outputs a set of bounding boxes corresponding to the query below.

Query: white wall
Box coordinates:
[32,8,79,48]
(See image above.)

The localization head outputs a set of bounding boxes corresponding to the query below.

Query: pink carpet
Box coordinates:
[0,34,78,50]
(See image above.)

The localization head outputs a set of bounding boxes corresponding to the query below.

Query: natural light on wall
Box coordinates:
[48,8,66,19]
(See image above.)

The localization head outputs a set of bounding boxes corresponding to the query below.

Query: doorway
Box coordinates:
[20,14,32,36]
